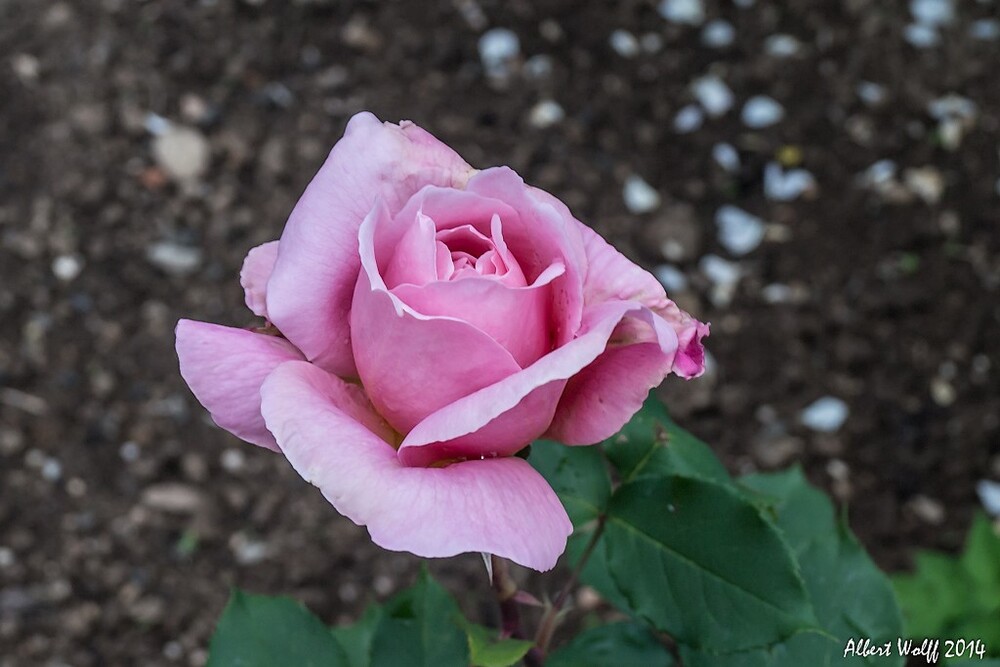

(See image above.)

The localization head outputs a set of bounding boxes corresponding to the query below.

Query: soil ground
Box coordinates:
[1,0,998,664]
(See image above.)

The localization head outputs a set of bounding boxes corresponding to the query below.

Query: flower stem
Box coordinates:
[533,515,607,658]
[490,554,522,640]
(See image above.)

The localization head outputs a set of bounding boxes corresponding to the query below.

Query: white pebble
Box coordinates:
[910,0,954,27]
[623,175,661,214]
[860,159,898,187]
[528,100,564,128]
[764,162,816,201]
[712,142,740,172]
[904,23,940,48]
[143,112,171,136]
[764,34,802,58]
[857,81,887,106]
[152,125,210,181]
[120,441,140,462]
[609,29,640,57]
[673,104,704,133]
[522,54,553,80]
[970,19,1000,41]
[903,166,944,204]
[715,205,766,256]
[977,479,1000,516]
[147,241,203,276]
[52,254,83,282]
[691,74,734,117]
[927,94,977,121]
[0,547,14,568]
[699,254,742,307]
[41,458,62,482]
[701,20,735,48]
[761,283,793,304]
[653,265,688,293]
[478,28,520,77]
[221,448,246,473]
[741,96,784,128]
[800,396,849,433]
[658,0,705,26]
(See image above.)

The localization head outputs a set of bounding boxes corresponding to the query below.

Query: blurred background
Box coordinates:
[1,0,999,664]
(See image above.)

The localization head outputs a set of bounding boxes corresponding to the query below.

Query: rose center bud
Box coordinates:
[434,215,527,287]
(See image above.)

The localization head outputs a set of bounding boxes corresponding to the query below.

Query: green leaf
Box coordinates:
[528,440,611,527]
[207,589,348,667]
[599,476,816,652]
[602,394,729,485]
[546,622,676,667]
[892,513,1000,654]
[462,622,533,667]
[369,570,470,667]
[682,468,904,666]
[331,604,384,667]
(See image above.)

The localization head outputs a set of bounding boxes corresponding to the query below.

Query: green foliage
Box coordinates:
[532,393,904,664]
[207,590,348,667]
[546,623,676,666]
[893,514,1000,658]
[461,621,533,667]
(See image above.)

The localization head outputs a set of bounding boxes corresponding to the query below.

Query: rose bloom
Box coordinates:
[176,112,708,571]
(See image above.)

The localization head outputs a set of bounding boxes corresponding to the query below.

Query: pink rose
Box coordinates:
[175,112,708,571]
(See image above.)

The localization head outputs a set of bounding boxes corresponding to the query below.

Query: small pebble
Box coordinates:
[220,448,246,473]
[715,205,766,256]
[764,34,802,58]
[741,96,784,128]
[970,19,1000,41]
[701,20,735,48]
[653,264,688,293]
[609,29,640,57]
[977,480,1000,516]
[528,100,564,128]
[733,0,755,7]
[522,55,553,80]
[910,0,954,27]
[230,533,270,565]
[930,376,956,406]
[908,495,946,525]
[141,483,204,514]
[41,458,62,482]
[478,28,520,77]
[640,33,664,53]
[152,125,210,181]
[622,175,661,214]
[373,575,394,596]
[761,283,793,304]
[860,159,898,187]
[764,162,816,201]
[712,142,740,172]
[800,396,849,432]
[857,81,887,107]
[147,241,203,276]
[673,104,704,133]
[0,548,14,568]
[903,166,944,204]
[52,254,83,282]
[11,53,40,83]
[691,74,734,117]
[120,441,140,462]
[699,254,742,307]
[658,0,705,26]
[904,23,940,48]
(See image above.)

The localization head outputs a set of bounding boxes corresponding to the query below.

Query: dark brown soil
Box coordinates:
[1,0,998,664]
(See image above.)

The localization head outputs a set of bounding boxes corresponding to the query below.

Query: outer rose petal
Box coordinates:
[240,241,279,318]
[545,308,680,445]
[265,112,474,377]
[530,184,710,379]
[260,361,572,571]
[175,319,304,451]
[398,300,649,466]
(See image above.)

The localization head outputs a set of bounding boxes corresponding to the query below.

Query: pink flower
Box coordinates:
[175,112,708,571]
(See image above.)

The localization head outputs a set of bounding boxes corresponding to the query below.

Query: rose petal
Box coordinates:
[352,201,522,434]
[398,300,645,466]
[175,319,304,451]
[265,112,474,378]
[392,262,564,368]
[546,308,681,445]
[240,241,279,318]
[260,361,572,571]
[468,168,587,347]
[531,184,710,378]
